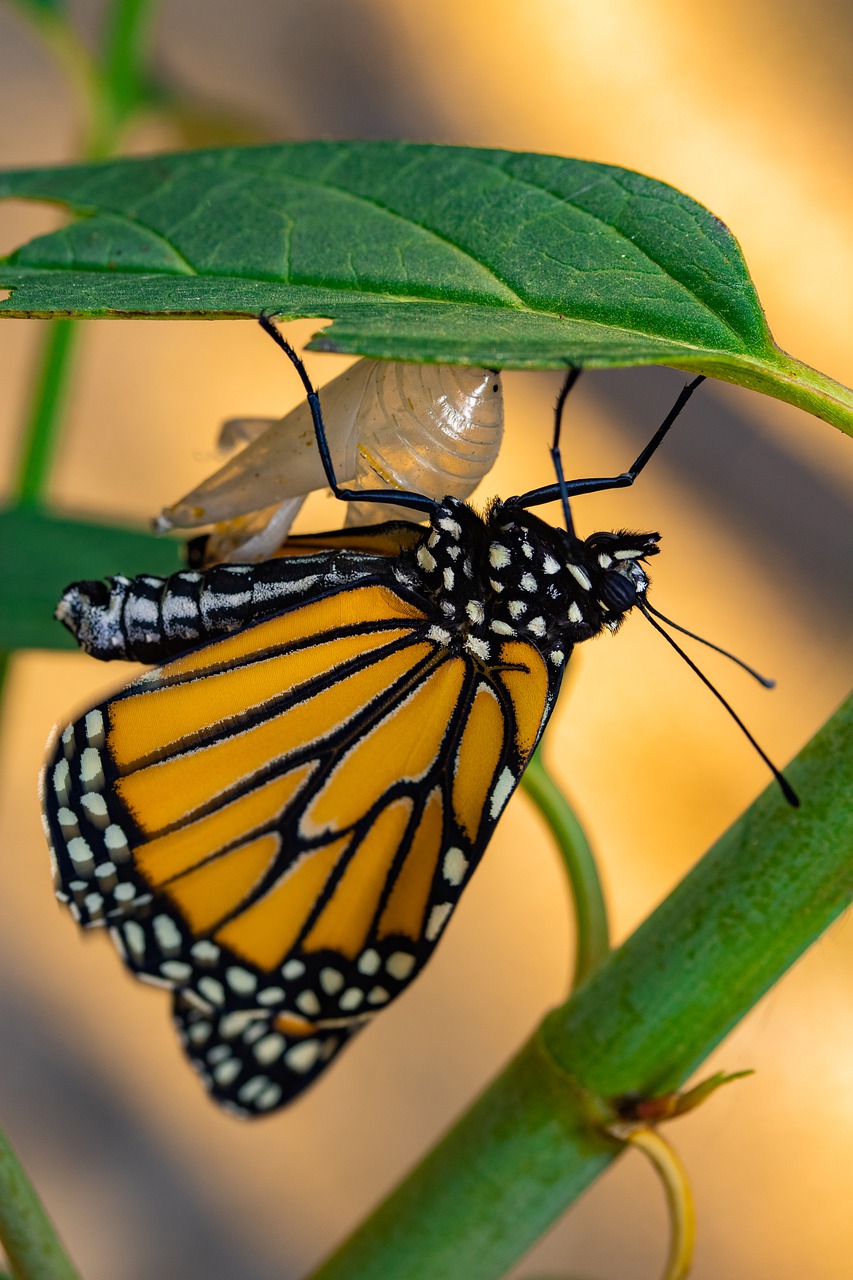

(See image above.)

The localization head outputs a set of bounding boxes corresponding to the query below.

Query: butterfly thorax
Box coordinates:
[390,496,660,668]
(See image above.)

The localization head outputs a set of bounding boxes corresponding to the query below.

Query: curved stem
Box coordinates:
[521,744,610,990]
[617,1126,696,1280]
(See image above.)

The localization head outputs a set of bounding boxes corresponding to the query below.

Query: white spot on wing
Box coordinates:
[358,949,381,975]
[153,914,182,955]
[386,951,416,980]
[320,967,344,994]
[79,747,104,792]
[464,635,490,661]
[226,966,257,995]
[191,940,220,964]
[212,1057,241,1086]
[285,1040,322,1072]
[296,989,321,1016]
[80,792,109,827]
[53,758,71,805]
[85,709,105,747]
[198,976,225,1005]
[254,1033,286,1065]
[489,767,516,819]
[425,902,453,942]
[67,836,95,876]
[442,847,469,887]
[257,986,285,1005]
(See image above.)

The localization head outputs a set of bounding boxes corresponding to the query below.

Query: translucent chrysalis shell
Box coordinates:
[157,359,504,563]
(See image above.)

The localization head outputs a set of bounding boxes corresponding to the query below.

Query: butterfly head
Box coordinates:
[579,530,661,632]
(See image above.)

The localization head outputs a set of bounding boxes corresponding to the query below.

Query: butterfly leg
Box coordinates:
[508,374,706,510]
[257,313,437,516]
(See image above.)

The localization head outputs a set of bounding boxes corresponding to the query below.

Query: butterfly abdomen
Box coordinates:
[55,550,396,664]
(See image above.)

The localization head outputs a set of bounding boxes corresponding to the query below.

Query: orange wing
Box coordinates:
[43,579,552,1114]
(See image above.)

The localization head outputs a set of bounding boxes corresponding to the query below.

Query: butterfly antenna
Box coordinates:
[643,601,776,688]
[551,367,583,542]
[637,602,799,806]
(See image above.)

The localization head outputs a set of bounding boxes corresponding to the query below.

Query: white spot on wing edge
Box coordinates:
[489,767,516,820]
[285,1039,322,1072]
[85,709,105,746]
[425,902,453,942]
[442,847,469,887]
[386,951,416,980]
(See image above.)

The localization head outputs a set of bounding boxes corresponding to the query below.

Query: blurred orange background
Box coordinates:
[0,2,851,1279]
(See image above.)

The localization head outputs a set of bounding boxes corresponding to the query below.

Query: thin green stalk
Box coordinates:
[12,0,160,508]
[0,1128,81,1280]
[308,693,853,1280]
[13,320,80,508]
[521,746,609,989]
[90,0,159,158]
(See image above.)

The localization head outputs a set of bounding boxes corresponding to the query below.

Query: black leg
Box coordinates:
[550,367,582,542]
[257,313,438,515]
[509,374,706,510]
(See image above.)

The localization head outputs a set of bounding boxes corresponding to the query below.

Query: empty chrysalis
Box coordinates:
[157,358,504,563]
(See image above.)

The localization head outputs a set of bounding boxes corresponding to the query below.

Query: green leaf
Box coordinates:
[0,506,182,650]
[1,142,851,432]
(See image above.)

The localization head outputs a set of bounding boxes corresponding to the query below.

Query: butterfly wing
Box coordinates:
[171,995,360,1116]
[43,565,555,1114]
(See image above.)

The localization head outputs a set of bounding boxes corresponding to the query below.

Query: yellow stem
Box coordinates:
[613,1124,696,1280]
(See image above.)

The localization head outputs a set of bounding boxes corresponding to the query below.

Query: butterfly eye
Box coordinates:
[599,570,638,612]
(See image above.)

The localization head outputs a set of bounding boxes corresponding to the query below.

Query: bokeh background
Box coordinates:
[1,2,852,1278]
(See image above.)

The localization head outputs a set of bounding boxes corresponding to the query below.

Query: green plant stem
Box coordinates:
[13,319,80,508]
[91,0,159,158]
[521,747,609,989]
[11,0,160,509]
[671,346,853,438]
[0,1128,81,1280]
[308,693,853,1280]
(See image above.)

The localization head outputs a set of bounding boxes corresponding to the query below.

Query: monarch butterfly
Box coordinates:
[41,317,781,1117]
[156,357,504,563]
